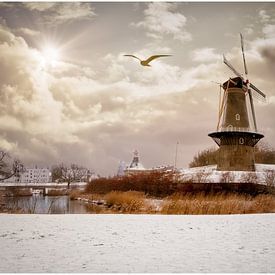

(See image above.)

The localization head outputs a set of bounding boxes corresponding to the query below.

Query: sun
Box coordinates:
[41,45,61,68]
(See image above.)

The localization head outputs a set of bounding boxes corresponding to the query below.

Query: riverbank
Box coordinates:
[72,190,275,214]
[0,214,274,272]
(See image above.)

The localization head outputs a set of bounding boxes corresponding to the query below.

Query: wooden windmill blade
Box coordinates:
[240,33,266,100]
[211,81,225,130]
[247,90,257,132]
[223,54,243,79]
[240,33,248,76]
[239,33,257,132]
[249,83,266,99]
[251,88,266,102]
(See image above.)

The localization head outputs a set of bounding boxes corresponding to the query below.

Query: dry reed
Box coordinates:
[104,191,148,213]
[160,193,275,214]
[69,190,83,200]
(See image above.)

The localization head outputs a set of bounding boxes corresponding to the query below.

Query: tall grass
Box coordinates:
[160,193,275,214]
[76,190,275,214]
[69,190,83,200]
[104,191,148,213]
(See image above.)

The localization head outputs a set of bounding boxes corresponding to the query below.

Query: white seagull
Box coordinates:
[124,54,172,67]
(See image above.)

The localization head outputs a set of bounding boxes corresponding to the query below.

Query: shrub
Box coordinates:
[189,147,218,168]
[255,143,275,164]
[264,170,275,188]
[104,191,147,213]
[85,171,178,197]
[189,171,211,183]
[69,190,83,200]
[240,172,258,184]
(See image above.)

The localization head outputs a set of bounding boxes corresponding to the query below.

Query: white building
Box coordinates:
[2,167,52,183]
[120,150,173,176]
[20,167,52,183]
[123,150,146,175]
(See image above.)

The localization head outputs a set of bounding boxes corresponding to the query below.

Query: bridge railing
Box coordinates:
[0,182,87,187]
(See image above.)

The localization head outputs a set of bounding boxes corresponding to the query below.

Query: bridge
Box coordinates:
[0,182,87,196]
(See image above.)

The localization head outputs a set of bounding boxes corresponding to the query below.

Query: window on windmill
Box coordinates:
[227,125,233,131]
[235,114,240,121]
[239,137,244,144]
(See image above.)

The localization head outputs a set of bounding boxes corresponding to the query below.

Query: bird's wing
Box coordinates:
[123,55,141,61]
[145,55,172,63]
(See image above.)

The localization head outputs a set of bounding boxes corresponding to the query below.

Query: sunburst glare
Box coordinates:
[41,45,61,68]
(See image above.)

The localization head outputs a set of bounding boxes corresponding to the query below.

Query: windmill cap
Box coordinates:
[223,77,246,90]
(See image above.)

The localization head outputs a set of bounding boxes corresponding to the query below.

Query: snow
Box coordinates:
[255,163,275,172]
[0,214,275,273]
[179,163,275,184]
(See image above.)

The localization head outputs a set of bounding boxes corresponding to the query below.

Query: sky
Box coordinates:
[0,2,275,176]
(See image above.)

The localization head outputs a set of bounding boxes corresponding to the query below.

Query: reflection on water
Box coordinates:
[4,195,92,214]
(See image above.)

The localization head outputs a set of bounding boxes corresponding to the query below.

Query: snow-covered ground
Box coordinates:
[0,214,275,273]
[179,163,275,184]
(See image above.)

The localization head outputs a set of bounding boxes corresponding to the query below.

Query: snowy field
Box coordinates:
[0,214,275,273]
[179,163,275,184]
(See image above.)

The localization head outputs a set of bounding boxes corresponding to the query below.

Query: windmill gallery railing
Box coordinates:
[219,126,253,133]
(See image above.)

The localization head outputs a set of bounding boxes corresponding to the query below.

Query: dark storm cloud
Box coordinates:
[260,45,275,69]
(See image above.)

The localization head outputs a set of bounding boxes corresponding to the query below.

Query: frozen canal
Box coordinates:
[0,214,275,273]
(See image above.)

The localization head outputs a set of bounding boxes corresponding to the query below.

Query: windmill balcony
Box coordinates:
[219,126,251,133]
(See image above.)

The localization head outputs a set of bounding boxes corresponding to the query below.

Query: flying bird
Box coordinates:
[123,54,172,67]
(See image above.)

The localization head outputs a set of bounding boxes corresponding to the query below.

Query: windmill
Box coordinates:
[208,33,266,171]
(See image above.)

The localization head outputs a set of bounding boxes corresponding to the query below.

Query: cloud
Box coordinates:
[23,2,56,12]
[260,44,275,64]
[243,26,254,36]
[131,2,192,43]
[15,27,40,37]
[263,24,275,38]
[259,10,271,23]
[192,48,220,63]
[0,23,221,174]
[23,2,96,25]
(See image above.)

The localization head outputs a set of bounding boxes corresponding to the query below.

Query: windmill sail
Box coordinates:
[240,33,248,75]
[223,55,243,78]
[248,89,257,132]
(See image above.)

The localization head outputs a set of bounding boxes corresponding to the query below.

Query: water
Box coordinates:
[4,195,93,214]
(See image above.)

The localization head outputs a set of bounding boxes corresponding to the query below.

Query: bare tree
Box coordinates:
[191,171,211,183]
[220,171,234,183]
[0,150,24,182]
[240,172,258,184]
[51,163,89,188]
